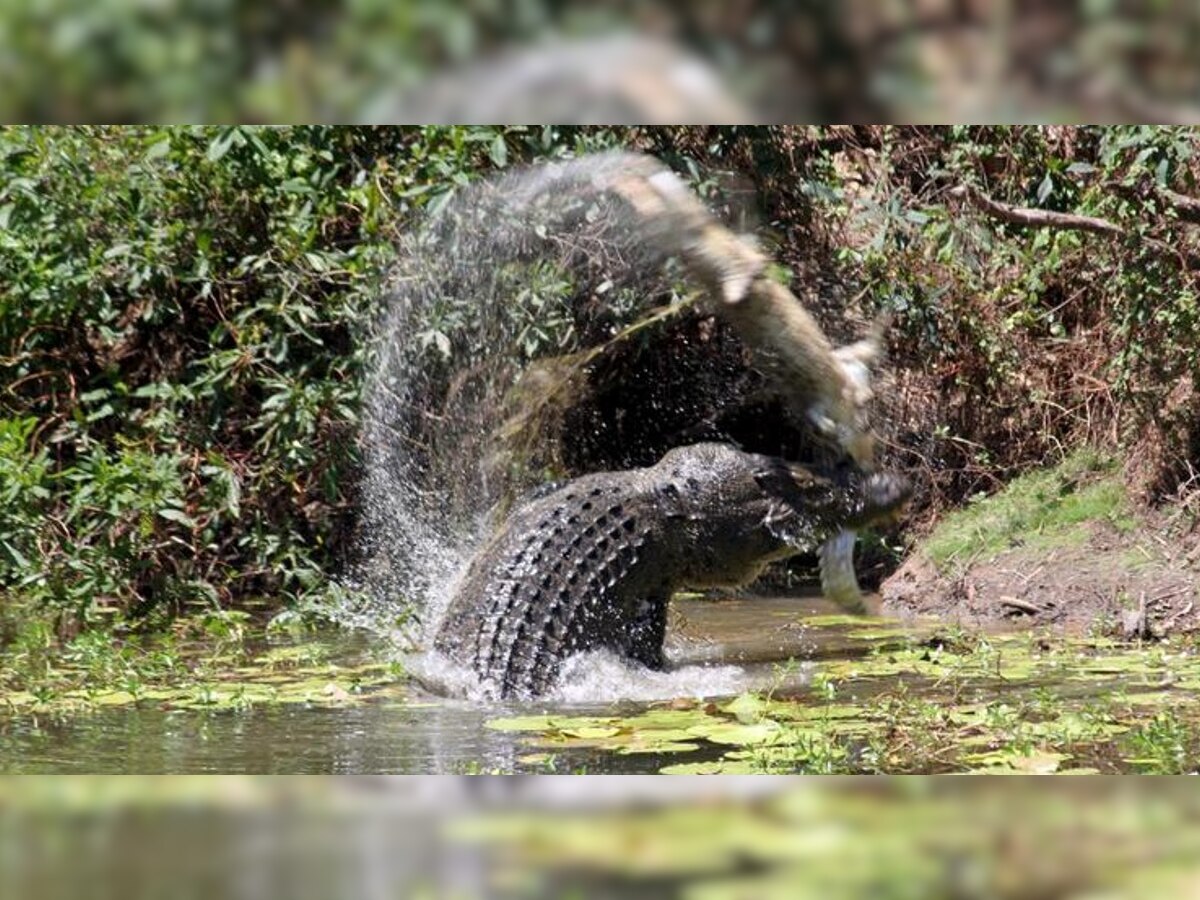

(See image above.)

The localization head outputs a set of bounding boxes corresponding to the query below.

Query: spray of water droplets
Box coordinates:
[341,153,701,655]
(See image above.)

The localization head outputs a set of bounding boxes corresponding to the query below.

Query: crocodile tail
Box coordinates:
[818,529,865,614]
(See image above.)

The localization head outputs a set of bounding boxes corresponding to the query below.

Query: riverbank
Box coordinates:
[881,450,1200,639]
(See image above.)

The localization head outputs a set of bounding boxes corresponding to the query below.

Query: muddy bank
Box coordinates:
[883,519,1200,639]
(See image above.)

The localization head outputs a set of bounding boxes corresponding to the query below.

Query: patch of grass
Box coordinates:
[923,448,1132,573]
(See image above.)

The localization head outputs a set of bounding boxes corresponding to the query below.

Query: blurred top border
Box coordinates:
[2,0,1199,125]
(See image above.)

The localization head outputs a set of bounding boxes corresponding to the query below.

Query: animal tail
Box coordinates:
[818,528,865,613]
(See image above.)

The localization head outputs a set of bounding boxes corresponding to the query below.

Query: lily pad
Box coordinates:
[659,760,760,775]
[619,741,701,755]
[560,725,623,740]
[723,692,767,723]
[963,748,1069,774]
[486,714,576,732]
[690,720,786,746]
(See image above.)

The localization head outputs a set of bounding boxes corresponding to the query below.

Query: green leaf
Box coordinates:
[1037,172,1054,205]
[145,135,171,161]
[207,129,241,162]
[281,178,315,195]
[2,539,30,569]
[489,134,508,167]
[723,692,766,724]
[690,721,784,746]
[157,508,197,528]
[560,725,622,740]
[659,760,758,775]
[485,715,561,732]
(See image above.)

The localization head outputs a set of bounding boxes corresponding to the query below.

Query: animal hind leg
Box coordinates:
[625,595,669,670]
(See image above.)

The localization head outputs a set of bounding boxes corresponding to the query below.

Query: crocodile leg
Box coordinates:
[624,594,670,670]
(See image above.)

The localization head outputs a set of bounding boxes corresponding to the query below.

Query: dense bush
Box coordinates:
[840,126,1200,506]
[0,125,629,637]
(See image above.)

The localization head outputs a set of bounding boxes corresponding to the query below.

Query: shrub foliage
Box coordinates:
[0,125,601,633]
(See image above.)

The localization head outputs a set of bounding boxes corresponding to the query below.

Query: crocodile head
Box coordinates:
[650,443,909,589]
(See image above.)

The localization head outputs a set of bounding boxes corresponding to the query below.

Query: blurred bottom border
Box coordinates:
[3,775,1200,900]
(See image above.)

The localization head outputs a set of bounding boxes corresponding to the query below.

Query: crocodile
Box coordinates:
[433,442,909,699]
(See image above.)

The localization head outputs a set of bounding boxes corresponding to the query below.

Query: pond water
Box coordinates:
[0,595,824,774]
[1,593,1196,774]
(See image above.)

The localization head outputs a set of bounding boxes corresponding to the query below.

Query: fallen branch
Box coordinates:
[1160,188,1200,226]
[998,595,1043,616]
[949,184,1124,236]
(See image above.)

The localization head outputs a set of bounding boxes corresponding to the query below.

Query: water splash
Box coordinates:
[407,647,771,705]
[550,651,756,704]
[351,153,696,649]
[345,150,874,698]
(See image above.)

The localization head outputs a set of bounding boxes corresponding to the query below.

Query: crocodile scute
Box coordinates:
[433,442,908,699]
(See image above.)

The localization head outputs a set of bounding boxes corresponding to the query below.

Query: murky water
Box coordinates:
[0,594,866,774]
[2,590,1191,774]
